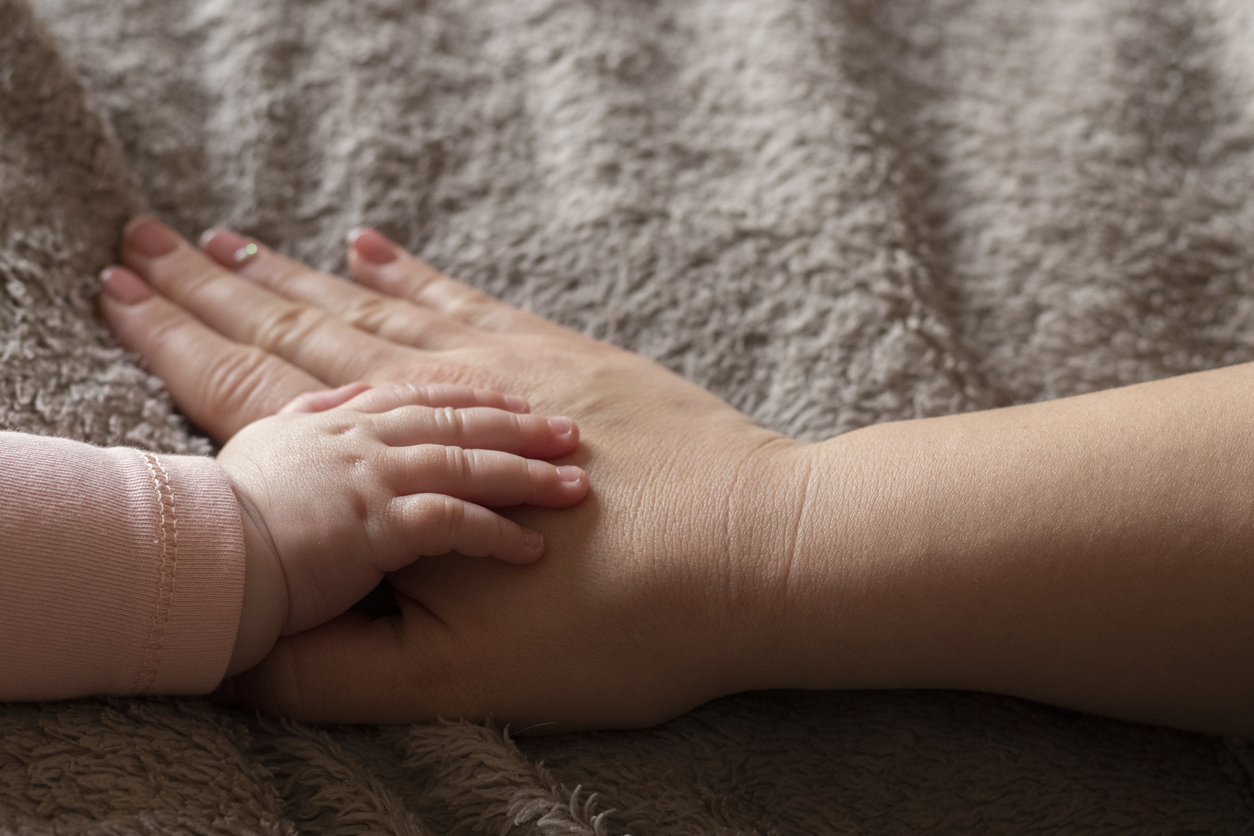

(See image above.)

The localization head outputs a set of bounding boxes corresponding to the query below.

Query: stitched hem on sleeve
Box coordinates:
[134,451,180,692]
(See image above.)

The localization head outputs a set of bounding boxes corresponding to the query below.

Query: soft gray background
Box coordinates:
[3,0,1254,831]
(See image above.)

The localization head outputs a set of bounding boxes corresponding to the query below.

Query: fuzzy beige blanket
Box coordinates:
[3,0,1254,831]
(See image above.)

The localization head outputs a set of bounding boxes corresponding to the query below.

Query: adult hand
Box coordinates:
[218,379,589,677]
[100,218,805,728]
[100,217,1254,737]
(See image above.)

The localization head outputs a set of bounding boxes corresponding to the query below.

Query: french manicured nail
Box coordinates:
[100,267,153,304]
[125,217,180,258]
[505,395,530,413]
[349,228,398,265]
[548,416,574,436]
[557,465,583,483]
[201,228,260,267]
[523,529,544,551]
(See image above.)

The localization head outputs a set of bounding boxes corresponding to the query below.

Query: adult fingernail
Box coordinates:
[349,228,398,265]
[201,227,260,267]
[125,217,180,258]
[557,465,583,483]
[523,529,544,551]
[505,395,530,413]
[100,267,153,304]
[548,416,573,436]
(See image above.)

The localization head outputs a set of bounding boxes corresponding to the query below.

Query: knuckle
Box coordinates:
[140,307,199,359]
[441,496,466,543]
[407,268,445,303]
[342,294,397,334]
[367,381,417,411]
[252,303,331,355]
[392,382,420,405]
[432,406,463,442]
[411,383,440,406]
[201,346,276,421]
[329,421,358,437]
[176,263,233,307]
[443,445,473,483]
[444,292,497,329]
[411,495,464,553]
[369,496,406,560]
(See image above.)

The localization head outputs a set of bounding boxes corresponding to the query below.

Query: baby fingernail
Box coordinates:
[557,465,583,483]
[125,217,180,257]
[349,228,398,265]
[201,228,260,267]
[523,529,544,551]
[100,267,152,304]
[548,416,573,435]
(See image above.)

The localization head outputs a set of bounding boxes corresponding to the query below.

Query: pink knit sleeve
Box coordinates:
[0,432,245,699]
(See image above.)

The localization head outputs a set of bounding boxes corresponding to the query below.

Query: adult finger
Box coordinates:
[388,446,589,507]
[371,407,579,459]
[199,227,472,348]
[345,228,555,335]
[99,267,324,440]
[120,217,440,385]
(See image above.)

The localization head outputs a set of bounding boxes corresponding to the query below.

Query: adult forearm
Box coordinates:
[760,363,1254,735]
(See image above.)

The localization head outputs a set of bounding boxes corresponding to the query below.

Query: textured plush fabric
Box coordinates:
[3,0,1254,830]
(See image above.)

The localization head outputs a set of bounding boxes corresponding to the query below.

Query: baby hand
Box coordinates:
[217,383,588,674]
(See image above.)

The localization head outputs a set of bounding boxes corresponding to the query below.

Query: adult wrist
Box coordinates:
[718,433,820,694]
[729,423,945,695]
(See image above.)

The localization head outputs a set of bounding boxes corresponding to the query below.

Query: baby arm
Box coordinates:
[0,384,582,700]
[219,383,588,675]
[0,432,246,699]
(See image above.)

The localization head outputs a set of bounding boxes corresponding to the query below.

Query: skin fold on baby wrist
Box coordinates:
[227,480,289,677]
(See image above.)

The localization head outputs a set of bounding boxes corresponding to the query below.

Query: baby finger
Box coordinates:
[374,407,578,458]
[386,494,545,567]
[342,382,529,414]
[280,382,372,414]
[389,446,589,507]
